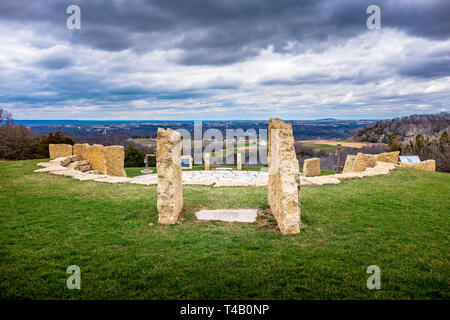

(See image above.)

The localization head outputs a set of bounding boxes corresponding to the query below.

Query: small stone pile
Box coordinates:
[35,155,99,174]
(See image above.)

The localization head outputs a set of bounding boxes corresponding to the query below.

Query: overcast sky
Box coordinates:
[0,0,449,120]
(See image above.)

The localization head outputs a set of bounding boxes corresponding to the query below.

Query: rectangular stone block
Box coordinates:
[49,144,72,158]
[268,118,301,235]
[104,145,127,177]
[343,155,356,173]
[351,152,367,172]
[73,143,91,160]
[376,151,400,164]
[364,154,377,167]
[303,158,321,177]
[88,144,107,174]
[157,128,183,225]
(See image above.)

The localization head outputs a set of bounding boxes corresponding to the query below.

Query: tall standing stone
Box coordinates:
[204,153,210,171]
[237,153,242,171]
[303,158,321,177]
[157,128,183,225]
[268,118,301,235]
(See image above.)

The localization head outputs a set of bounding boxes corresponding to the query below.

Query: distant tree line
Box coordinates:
[352,112,450,144]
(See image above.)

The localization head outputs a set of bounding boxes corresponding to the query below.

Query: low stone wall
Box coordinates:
[72,143,126,176]
[376,151,400,164]
[268,118,301,235]
[344,151,400,173]
[400,159,435,171]
[104,146,127,177]
[49,144,73,158]
[303,158,320,177]
[157,128,183,225]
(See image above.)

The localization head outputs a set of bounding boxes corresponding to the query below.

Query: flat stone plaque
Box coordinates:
[399,155,421,164]
[194,209,258,223]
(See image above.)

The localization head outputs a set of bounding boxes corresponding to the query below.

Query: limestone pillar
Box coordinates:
[237,153,242,171]
[268,118,301,235]
[204,153,210,171]
[157,128,183,225]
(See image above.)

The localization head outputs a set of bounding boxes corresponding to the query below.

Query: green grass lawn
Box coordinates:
[0,159,449,299]
[125,166,335,178]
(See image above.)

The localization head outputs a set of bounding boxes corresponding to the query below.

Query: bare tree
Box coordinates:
[0,124,38,160]
[0,107,13,126]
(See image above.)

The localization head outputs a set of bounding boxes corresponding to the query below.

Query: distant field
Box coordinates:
[299,139,376,150]
[131,138,156,146]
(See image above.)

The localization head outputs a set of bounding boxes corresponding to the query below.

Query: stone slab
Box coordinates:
[194,209,258,223]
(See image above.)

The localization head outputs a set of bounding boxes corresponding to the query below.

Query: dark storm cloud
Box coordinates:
[1,0,449,67]
[398,58,450,78]
[36,56,73,69]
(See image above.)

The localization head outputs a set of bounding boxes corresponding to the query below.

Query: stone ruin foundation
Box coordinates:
[267,118,301,235]
[48,143,126,177]
[156,128,183,225]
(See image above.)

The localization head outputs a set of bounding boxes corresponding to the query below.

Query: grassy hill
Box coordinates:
[0,160,449,299]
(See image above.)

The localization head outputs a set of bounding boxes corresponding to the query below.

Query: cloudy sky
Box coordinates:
[0,0,449,120]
